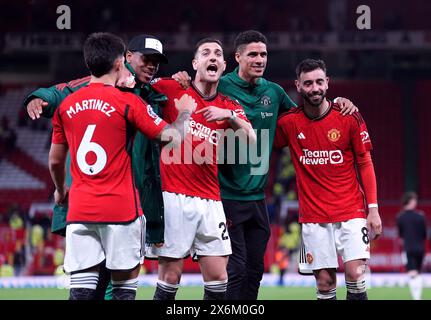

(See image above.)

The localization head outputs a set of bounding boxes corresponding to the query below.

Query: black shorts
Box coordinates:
[406,251,425,271]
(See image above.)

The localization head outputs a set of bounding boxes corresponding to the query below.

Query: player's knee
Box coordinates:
[316,273,336,291]
[211,270,228,282]
[316,280,336,291]
[161,270,181,285]
[345,265,366,282]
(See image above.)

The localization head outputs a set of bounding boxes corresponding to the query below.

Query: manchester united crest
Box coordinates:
[306,253,313,264]
[260,95,271,106]
[327,128,341,142]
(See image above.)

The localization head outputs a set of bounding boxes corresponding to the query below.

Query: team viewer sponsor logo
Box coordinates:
[299,149,344,165]
[188,117,221,145]
[159,128,271,175]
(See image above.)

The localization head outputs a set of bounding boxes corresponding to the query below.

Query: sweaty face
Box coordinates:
[127,51,161,84]
[193,42,226,83]
[236,42,267,82]
[296,69,328,107]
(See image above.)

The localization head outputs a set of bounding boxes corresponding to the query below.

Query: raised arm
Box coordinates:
[156,94,197,146]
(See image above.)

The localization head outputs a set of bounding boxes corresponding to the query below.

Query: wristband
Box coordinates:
[368,203,378,209]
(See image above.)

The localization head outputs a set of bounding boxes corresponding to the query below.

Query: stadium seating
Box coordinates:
[0,86,52,214]
[412,81,431,199]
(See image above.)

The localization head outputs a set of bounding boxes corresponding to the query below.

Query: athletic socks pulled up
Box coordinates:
[204,279,227,300]
[112,277,138,300]
[69,271,99,300]
[346,278,368,300]
[153,280,180,300]
[316,288,337,300]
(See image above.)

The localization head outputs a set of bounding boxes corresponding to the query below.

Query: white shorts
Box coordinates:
[147,191,232,259]
[64,216,145,273]
[300,218,370,271]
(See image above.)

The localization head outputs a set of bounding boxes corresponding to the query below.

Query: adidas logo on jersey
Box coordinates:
[297,132,306,139]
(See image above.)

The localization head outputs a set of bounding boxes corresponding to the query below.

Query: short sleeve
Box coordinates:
[350,112,372,155]
[51,108,67,144]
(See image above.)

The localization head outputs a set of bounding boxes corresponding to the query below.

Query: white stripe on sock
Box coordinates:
[70,271,99,290]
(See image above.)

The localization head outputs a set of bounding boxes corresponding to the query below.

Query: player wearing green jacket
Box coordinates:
[24,34,168,299]
[168,30,358,299]
[217,68,295,201]
[217,31,357,300]
[217,31,295,300]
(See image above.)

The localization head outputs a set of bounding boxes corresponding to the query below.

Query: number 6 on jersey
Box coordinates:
[77,124,107,175]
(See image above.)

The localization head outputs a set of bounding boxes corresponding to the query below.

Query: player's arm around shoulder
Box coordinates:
[150,77,183,95]
[128,92,197,147]
[24,76,90,120]
[333,96,359,115]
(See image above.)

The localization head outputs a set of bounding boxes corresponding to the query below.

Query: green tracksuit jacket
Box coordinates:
[217,67,297,201]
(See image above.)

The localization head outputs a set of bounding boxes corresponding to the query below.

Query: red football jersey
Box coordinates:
[274,101,373,223]
[52,83,167,223]
[152,78,249,200]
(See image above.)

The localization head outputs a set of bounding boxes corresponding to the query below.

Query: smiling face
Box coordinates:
[235,42,267,84]
[126,51,161,84]
[192,41,226,84]
[295,68,329,107]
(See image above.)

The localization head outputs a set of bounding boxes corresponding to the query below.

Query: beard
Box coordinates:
[301,89,326,107]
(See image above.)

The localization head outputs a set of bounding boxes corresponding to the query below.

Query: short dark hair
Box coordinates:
[194,38,223,57]
[295,59,327,79]
[83,32,126,77]
[402,191,418,206]
[234,30,267,53]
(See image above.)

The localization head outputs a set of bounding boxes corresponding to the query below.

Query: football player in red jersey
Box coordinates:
[274,59,382,300]
[148,38,255,300]
[48,33,196,300]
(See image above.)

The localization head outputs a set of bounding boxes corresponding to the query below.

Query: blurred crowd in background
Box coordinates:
[0,0,430,277]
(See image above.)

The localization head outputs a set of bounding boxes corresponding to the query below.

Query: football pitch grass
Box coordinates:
[0,286,430,300]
